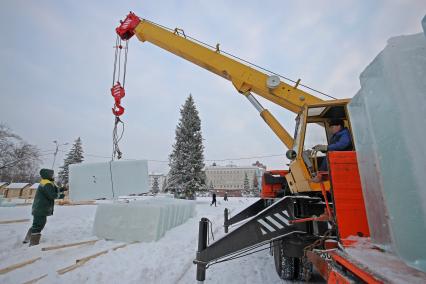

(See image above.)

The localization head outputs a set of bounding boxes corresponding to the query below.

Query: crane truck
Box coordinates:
[113,12,426,283]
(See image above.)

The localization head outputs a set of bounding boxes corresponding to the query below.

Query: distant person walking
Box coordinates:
[23,169,64,246]
[224,191,228,201]
[210,192,217,207]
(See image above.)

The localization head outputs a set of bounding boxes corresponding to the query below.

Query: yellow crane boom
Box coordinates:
[116,12,324,149]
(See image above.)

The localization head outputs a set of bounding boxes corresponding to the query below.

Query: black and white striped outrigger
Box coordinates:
[194,195,329,282]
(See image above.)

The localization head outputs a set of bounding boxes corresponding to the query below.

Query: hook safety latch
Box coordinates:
[111,82,126,116]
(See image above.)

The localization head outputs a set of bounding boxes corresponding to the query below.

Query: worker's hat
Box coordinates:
[40,168,54,179]
[329,118,344,127]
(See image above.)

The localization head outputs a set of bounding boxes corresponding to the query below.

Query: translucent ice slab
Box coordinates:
[69,160,149,201]
[348,32,426,272]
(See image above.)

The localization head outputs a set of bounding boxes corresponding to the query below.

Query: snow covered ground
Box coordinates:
[0,197,323,283]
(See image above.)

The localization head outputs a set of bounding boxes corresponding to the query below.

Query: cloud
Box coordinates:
[1,0,425,173]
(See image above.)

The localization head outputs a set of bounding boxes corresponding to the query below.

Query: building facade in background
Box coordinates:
[204,164,265,197]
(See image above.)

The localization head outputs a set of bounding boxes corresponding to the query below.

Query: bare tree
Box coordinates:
[0,124,41,182]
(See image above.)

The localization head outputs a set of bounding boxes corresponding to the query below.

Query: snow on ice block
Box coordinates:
[93,198,196,242]
[348,31,426,272]
[69,160,149,201]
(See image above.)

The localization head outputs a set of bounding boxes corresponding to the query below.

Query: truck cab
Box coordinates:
[285,99,354,194]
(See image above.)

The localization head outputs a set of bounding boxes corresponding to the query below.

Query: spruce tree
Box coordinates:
[152,176,160,194]
[243,172,250,196]
[167,95,205,199]
[252,172,259,197]
[58,137,84,186]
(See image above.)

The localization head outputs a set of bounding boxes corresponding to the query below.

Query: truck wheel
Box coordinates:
[273,241,297,280]
[281,256,297,280]
[273,241,282,275]
[296,256,313,281]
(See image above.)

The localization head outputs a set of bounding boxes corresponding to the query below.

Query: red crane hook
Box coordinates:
[111,82,125,116]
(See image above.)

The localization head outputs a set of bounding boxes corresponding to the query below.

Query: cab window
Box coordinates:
[304,122,327,149]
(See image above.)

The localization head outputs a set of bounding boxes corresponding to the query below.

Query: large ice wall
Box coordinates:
[423,14,426,38]
[69,160,149,201]
[93,198,196,242]
[348,31,426,272]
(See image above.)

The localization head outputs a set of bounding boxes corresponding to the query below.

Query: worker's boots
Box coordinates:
[29,233,41,246]
[22,228,32,244]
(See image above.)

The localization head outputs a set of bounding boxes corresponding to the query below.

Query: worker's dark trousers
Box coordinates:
[31,215,47,233]
[319,159,328,171]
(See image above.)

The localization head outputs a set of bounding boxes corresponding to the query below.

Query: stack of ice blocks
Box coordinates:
[93,198,196,242]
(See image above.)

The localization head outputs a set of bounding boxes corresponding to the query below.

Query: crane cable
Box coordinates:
[111,36,129,161]
[109,36,129,199]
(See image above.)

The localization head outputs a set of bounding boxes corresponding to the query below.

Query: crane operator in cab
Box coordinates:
[313,118,353,172]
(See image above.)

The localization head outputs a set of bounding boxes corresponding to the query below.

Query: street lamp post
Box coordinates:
[52,140,69,169]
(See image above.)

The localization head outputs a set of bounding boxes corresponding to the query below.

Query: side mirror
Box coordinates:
[286,150,297,160]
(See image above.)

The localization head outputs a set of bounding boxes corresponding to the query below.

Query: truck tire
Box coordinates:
[273,241,282,275]
[296,256,313,281]
[273,241,297,280]
[281,256,297,280]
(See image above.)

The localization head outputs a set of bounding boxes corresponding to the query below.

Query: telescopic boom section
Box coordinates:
[116,12,324,149]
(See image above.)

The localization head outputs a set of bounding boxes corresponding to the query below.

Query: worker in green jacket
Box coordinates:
[23,168,64,246]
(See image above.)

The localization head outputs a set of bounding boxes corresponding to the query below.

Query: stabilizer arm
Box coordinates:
[224,199,269,233]
[195,196,318,281]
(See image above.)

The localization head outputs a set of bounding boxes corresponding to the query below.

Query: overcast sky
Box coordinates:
[1,1,425,174]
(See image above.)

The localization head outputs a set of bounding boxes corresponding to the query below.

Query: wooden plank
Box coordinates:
[41,239,98,251]
[15,203,32,207]
[57,262,84,275]
[111,243,128,251]
[0,257,41,275]
[74,244,128,263]
[57,250,108,275]
[57,243,131,275]
[57,261,83,275]
[22,274,48,284]
[75,250,108,264]
[0,219,30,224]
[110,241,138,251]
[56,200,95,206]
[69,200,96,205]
